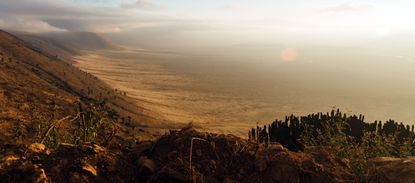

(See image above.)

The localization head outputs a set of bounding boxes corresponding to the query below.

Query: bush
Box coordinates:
[27,102,119,149]
[249,110,415,178]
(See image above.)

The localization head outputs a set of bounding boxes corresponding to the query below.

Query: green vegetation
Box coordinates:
[29,101,119,149]
[249,109,415,178]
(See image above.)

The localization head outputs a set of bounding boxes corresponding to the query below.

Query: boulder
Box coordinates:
[367,157,415,183]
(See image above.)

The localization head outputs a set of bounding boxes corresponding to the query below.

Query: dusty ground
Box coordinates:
[74,50,280,137]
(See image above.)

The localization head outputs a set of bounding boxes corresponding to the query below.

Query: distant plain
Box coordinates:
[75,45,415,136]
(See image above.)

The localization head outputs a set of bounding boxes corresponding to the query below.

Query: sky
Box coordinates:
[1,0,414,38]
[1,0,415,59]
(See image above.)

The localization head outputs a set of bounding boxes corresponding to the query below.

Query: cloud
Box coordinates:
[0,0,138,33]
[0,17,67,33]
[0,0,225,39]
[320,3,374,13]
[0,0,89,17]
[120,0,163,10]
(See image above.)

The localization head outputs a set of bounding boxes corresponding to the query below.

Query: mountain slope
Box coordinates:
[13,31,117,63]
[0,30,154,143]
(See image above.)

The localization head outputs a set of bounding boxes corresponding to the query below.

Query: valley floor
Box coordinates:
[73,48,415,138]
[74,50,261,137]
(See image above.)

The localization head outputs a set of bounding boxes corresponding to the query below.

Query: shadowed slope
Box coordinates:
[12,31,118,63]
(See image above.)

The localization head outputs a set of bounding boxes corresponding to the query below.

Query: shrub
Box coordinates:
[250,110,415,178]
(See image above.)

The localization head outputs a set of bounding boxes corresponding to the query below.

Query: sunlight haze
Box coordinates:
[1,0,415,131]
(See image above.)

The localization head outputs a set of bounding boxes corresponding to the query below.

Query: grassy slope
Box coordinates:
[0,30,155,143]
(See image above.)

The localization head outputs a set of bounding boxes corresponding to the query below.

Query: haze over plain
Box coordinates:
[2,0,415,135]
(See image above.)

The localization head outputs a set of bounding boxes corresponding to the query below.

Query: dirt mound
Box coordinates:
[136,127,356,183]
[0,128,356,182]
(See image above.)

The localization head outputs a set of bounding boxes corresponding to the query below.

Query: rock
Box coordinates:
[32,166,48,183]
[247,150,255,156]
[91,144,106,154]
[367,157,415,183]
[167,150,179,160]
[57,143,104,157]
[0,127,357,183]
[268,143,285,151]
[270,163,300,183]
[161,167,188,182]
[0,158,41,182]
[1,155,19,166]
[82,163,97,176]
[137,156,157,173]
[131,141,152,156]
[68,172,83,183]
[2,155,19,162]
[255,157,267,172]
[209,160,217,169]
[56,143,78,156]
[28,143,46,154]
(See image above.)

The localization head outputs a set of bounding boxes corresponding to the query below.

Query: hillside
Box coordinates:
[0,30,155,145]
[13,31,117,63]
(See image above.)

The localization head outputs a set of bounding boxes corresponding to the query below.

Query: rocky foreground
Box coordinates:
[0,127,412,183]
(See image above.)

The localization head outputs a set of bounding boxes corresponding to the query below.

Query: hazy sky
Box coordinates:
[1,0,414,36]
[1,0,415,56]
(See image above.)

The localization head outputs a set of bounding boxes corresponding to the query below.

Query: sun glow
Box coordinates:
[280,48,298,62]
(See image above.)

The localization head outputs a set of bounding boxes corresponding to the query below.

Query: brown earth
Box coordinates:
[0,127,357,183]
